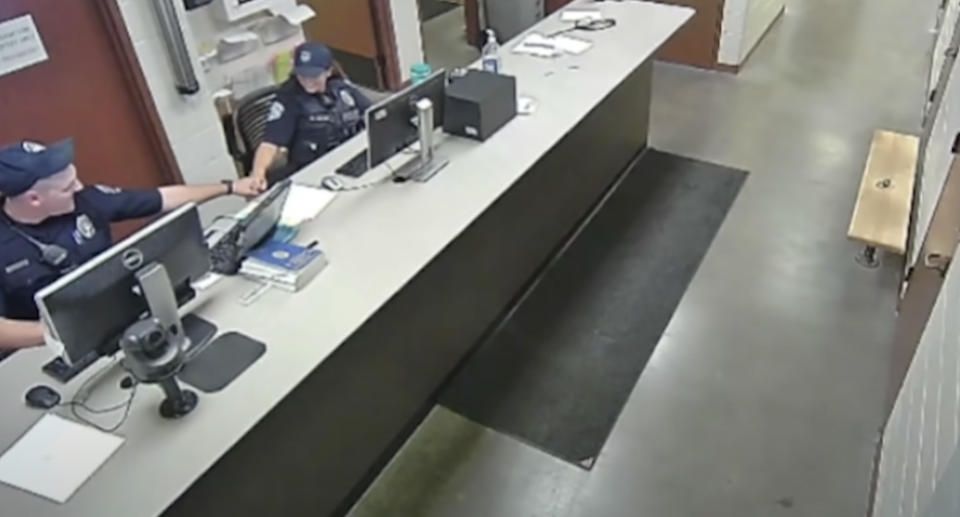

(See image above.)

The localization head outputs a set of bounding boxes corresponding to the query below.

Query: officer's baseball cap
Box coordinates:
[0,139,75,197]
[293,42,334,78]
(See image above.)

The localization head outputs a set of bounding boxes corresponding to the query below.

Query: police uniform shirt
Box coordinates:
[263,77,372,171]
[0,185,162,323]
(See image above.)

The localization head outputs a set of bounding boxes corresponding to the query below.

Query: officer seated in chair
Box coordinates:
[250,42,372,187]
[0,138,263,360]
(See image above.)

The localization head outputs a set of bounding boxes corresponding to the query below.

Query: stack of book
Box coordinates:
[239,240,327,292]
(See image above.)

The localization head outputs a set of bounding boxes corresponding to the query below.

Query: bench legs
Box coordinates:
[856,245,880,269]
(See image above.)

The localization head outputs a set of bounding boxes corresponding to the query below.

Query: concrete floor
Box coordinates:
[349,0,935,516]
[421,6,480,72]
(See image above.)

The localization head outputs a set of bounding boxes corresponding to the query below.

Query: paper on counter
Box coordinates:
[513,33,562,58]
[281,184,336,227]
[552,35,593,55]
[560,9,603,22]
[0,414,124,504]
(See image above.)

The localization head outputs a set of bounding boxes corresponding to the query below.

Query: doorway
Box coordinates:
[0,1,180,236]
[418,0,479,71]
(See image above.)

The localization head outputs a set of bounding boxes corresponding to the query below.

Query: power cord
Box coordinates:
[58,360,140,433]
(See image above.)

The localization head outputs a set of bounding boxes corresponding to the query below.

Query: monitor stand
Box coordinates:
[395,98,449,183]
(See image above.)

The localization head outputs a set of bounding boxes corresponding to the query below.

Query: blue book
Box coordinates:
[245,241,321,272]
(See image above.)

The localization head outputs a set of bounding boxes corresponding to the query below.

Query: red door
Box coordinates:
[0,1,179,235]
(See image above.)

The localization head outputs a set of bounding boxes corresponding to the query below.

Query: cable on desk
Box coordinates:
[548,18,617,38]
[58,360,140,433]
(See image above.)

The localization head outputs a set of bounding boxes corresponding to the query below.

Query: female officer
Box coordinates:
[250,42,372,186]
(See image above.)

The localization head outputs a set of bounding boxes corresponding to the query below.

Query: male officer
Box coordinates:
[250,41,372,186]
[0,138,263,357]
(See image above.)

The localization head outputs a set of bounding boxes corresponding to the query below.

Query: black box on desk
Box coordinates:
[443,70,517,141]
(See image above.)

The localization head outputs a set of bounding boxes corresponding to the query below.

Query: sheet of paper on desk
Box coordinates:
[281,184,336,227]
[513,34,561,58]
[560,10,603,22]
[552,35,593,55]
[0,414,124,504]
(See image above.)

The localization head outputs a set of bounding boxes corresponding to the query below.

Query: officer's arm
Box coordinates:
[252,98,297,184]
[159,180,262,212]
[0,318,44,350]
[250,143,280,187]
[0,293,43,350]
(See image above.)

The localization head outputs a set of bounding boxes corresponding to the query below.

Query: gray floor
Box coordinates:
[349,0,935,516]
[422,6,480,71]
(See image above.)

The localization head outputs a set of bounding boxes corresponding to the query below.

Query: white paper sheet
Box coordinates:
[0,414,124,504]
[513,34,562,58]
[281,184,336,227]
[552,35,593,55]
[560,10,604,22]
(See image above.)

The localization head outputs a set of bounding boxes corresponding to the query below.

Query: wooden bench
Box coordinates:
[847,130,920,267]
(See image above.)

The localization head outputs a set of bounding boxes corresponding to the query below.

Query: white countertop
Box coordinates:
[0,3,692,515]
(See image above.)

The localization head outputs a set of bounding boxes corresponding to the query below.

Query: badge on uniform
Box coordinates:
[267,101,285,122]
[300,50,311,64]
[22,141,46,153]
[94,184,122,195]
[339,89,356,108]
[76,214,96,241]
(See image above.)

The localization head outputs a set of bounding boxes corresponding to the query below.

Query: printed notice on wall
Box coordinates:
[0,15,49,78]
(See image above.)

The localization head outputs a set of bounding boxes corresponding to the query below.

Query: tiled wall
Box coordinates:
[913,39,960,269]
[115,0,244,221]
[717,0,784,66]
[873,239,960,517]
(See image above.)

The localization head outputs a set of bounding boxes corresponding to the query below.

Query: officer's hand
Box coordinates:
[232,177,267,198]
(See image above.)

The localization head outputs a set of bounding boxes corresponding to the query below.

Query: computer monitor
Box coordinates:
[35,203,211,366]
[236,178,292,252]
[366,69,448,180]
[207,178,291,275]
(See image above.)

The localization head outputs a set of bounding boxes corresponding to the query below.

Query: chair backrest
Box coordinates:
[233,85,280,160]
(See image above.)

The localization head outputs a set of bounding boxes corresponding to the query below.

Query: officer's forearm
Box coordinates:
[0,318,44,350]
[159,184,231,212]
[251,143,279,180]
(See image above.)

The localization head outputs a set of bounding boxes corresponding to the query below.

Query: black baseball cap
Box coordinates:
[0,139,75,197]
[293,42,334,78]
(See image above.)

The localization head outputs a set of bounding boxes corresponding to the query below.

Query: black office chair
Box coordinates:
[232,85,281,177]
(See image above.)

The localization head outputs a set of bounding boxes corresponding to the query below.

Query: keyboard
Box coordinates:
[336,150,370,178]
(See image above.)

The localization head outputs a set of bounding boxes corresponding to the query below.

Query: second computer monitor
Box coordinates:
[366,69,447,170]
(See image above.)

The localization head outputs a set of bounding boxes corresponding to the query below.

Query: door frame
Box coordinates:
[92,1,183,184]
[371,0,403,90]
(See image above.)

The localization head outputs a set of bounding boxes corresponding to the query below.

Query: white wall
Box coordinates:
[873,239,960,517]
[718,0,785,66]
[390,0,424,81]
[116,0,242,221]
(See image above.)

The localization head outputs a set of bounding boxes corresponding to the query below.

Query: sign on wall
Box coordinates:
[0,14,49,79]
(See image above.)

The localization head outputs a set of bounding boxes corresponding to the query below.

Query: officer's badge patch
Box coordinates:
[267,101,285,122]
[340,90,356,108]
[300,50,311,63]
[77,214,96,240]
[94,184,121,195]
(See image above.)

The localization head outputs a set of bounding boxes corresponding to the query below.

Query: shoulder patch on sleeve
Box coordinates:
[95,184,122,194]
[267,101,286,122]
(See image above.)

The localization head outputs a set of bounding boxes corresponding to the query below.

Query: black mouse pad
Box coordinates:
[180,332,266,393]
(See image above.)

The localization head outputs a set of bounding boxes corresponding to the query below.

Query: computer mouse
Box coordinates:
[25,384,61,410]
[320,176,344,191]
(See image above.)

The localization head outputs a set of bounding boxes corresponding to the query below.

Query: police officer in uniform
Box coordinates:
[250,42,372,186]
[0,138,264,358]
